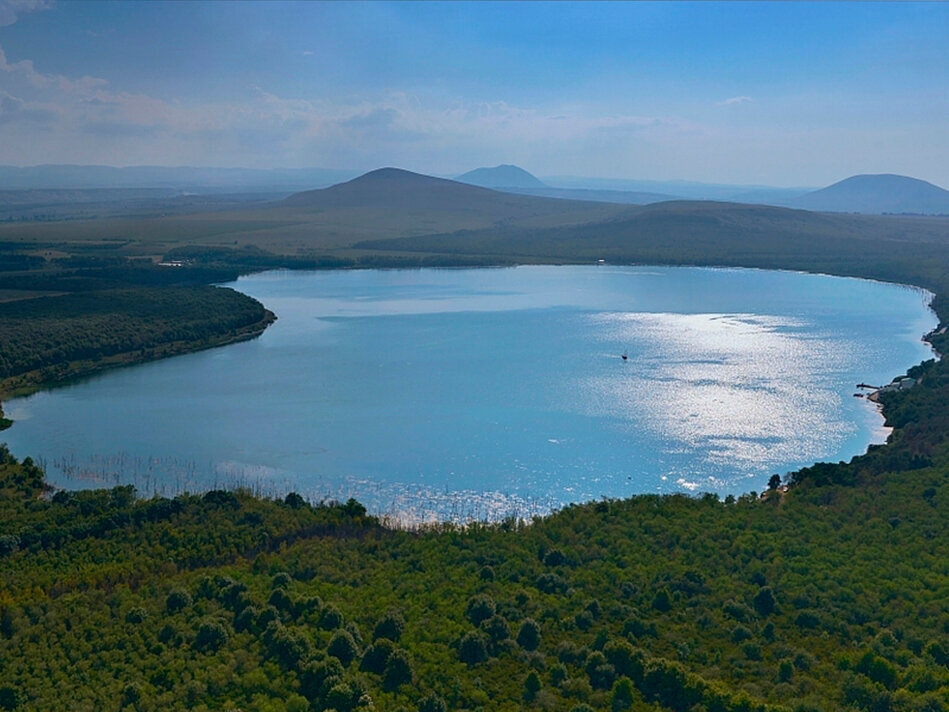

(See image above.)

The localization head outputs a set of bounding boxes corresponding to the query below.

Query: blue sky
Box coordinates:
[0,1,947,186]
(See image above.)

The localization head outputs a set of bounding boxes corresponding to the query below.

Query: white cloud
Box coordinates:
[0,0,51,28]
[0,45,107,95]
[718,96,754,106]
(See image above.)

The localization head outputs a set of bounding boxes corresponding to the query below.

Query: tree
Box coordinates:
[652,588,672,612]
[383,648,413,690]
[328,629,359,667]
[320,604,344,630]
[524,671,542,701]
[194,619,229,653]
[753,586,776,616]
[481,614,511,651]
[517,618,541,651]
[459,630,489,665]
[373,610,405,642]
[360,638,395,674]
[465,594,496,626]
[611,677,636,711]
[768,474,782,490]
[165,588,192,613]
[0,686,22,711]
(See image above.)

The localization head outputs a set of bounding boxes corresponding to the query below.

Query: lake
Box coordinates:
[3,266,937,522]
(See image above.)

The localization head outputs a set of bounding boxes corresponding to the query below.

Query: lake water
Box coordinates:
[3,266,937,522]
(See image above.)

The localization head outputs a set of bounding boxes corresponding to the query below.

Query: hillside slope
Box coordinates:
[355,200,949,289]
[793,174,949,215]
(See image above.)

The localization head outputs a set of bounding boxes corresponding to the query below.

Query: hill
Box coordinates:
[793,174,949,215]
[454,164,547,189]
[355,199,949,289]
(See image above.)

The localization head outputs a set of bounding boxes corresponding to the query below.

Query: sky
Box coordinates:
[0,0,947,187]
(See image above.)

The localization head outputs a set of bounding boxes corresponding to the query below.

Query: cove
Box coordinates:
[2,266,937,522]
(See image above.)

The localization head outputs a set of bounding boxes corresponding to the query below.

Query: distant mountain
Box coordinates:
[455,164,547,189]
[792,174,949,215]
[282,166,606,216]
[283,167,500,209]
[268,167,625,247]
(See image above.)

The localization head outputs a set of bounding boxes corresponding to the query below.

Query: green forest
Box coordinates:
[0,287,272,389]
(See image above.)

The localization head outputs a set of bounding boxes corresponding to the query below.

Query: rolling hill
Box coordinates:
[355,198,949,288]
[792,174,949,215]
[0,167,627,256]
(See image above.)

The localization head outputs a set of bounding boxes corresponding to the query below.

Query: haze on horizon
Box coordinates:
[0,0,947,188]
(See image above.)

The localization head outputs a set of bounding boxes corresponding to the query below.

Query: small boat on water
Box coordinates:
[621,351,628,361]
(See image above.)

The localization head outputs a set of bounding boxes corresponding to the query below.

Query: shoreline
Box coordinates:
[0,309,275,431]
[2,263,943,514]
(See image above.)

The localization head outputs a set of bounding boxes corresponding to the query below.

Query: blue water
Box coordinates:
[3,266,936,522]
